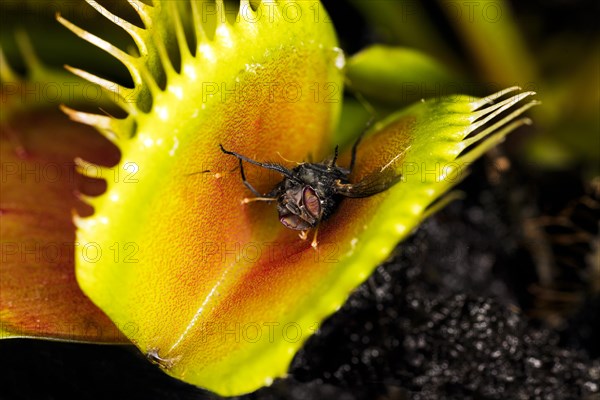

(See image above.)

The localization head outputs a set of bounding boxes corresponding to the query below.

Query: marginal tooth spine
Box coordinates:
[71,209,85,228]
[190,1,208,44]
[74,213,99,232]
[73,189,97,206]
[127,0,154,28]
[14,31,43,77]
[138,61,162,97]
[152,30,177,77]
[84,0,148,56]
[60,105,121,144]
[57,14,144,88]
[215,0,227,24]
[459,118,534,163]
[64,66,139,115]
[470,86,522,110]
[461,99,540,149]
[239,0,255,22]
[0,46,18,82]
[467,91,537,132]
[168,1,193,62]
[74,157,110,180]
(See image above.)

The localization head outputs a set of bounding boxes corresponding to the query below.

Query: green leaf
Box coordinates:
[346,45,464,108]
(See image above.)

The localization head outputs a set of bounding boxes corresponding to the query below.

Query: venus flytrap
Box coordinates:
[3,0,541,396]
[57,0,343,395]
[0,33,125,343]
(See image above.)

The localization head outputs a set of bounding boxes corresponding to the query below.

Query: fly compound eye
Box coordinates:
[302,186,321,219]
[280,213,311,230]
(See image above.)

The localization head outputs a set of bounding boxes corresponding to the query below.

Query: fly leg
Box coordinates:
[311,226,319,250]
[220,144,291,203]
[298,227,319,250]
[241,184,282,205]
[220,144,294,178]
[241,197,276,204]
[235,157,264,198]
[348,117,374,173]
[222,147,273,203]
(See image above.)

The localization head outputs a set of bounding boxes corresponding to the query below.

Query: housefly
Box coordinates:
[220,131,403,248]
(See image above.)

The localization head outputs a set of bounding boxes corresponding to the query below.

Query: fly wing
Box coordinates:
[335,168,402,198]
